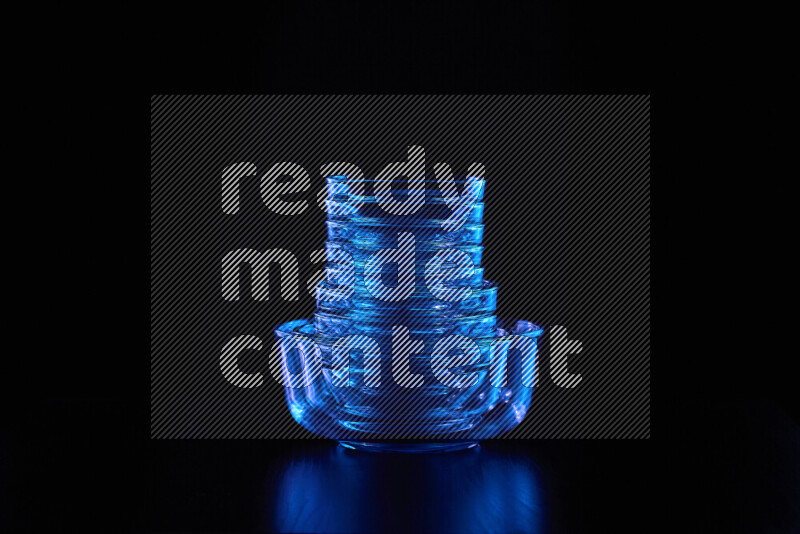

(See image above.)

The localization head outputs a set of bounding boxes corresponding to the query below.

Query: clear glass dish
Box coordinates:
[316,280,498,316]
[274,318,543,451]
[326,220,484,246]
[273,176,543,452]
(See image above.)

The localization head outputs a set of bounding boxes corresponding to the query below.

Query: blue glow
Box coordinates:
[274,177,543,446]
[268,443,545,533]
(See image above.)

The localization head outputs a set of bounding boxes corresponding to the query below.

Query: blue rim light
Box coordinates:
[274,178,543,450]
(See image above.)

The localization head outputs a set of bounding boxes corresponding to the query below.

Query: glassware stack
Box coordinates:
[275,176,543,452]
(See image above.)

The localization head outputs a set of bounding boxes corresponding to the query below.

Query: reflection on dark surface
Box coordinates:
[20,401,800,532]
[142,440,654,534]
[268,443,544,533]
[141,438,659,533]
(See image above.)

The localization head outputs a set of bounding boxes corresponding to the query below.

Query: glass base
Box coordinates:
[339,441,479,453]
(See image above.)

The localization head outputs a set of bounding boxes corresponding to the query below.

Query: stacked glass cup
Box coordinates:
[275,176,543,452]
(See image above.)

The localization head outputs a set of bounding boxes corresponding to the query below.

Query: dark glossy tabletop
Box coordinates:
[143,439,659,533]
[6,400,799,533]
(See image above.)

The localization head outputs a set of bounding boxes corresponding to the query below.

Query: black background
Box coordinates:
[7,2,799,533]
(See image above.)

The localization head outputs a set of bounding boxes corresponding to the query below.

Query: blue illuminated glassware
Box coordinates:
[275,177,543,452]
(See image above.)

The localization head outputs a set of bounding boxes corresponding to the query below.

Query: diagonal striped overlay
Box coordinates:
[151,95,650,439]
